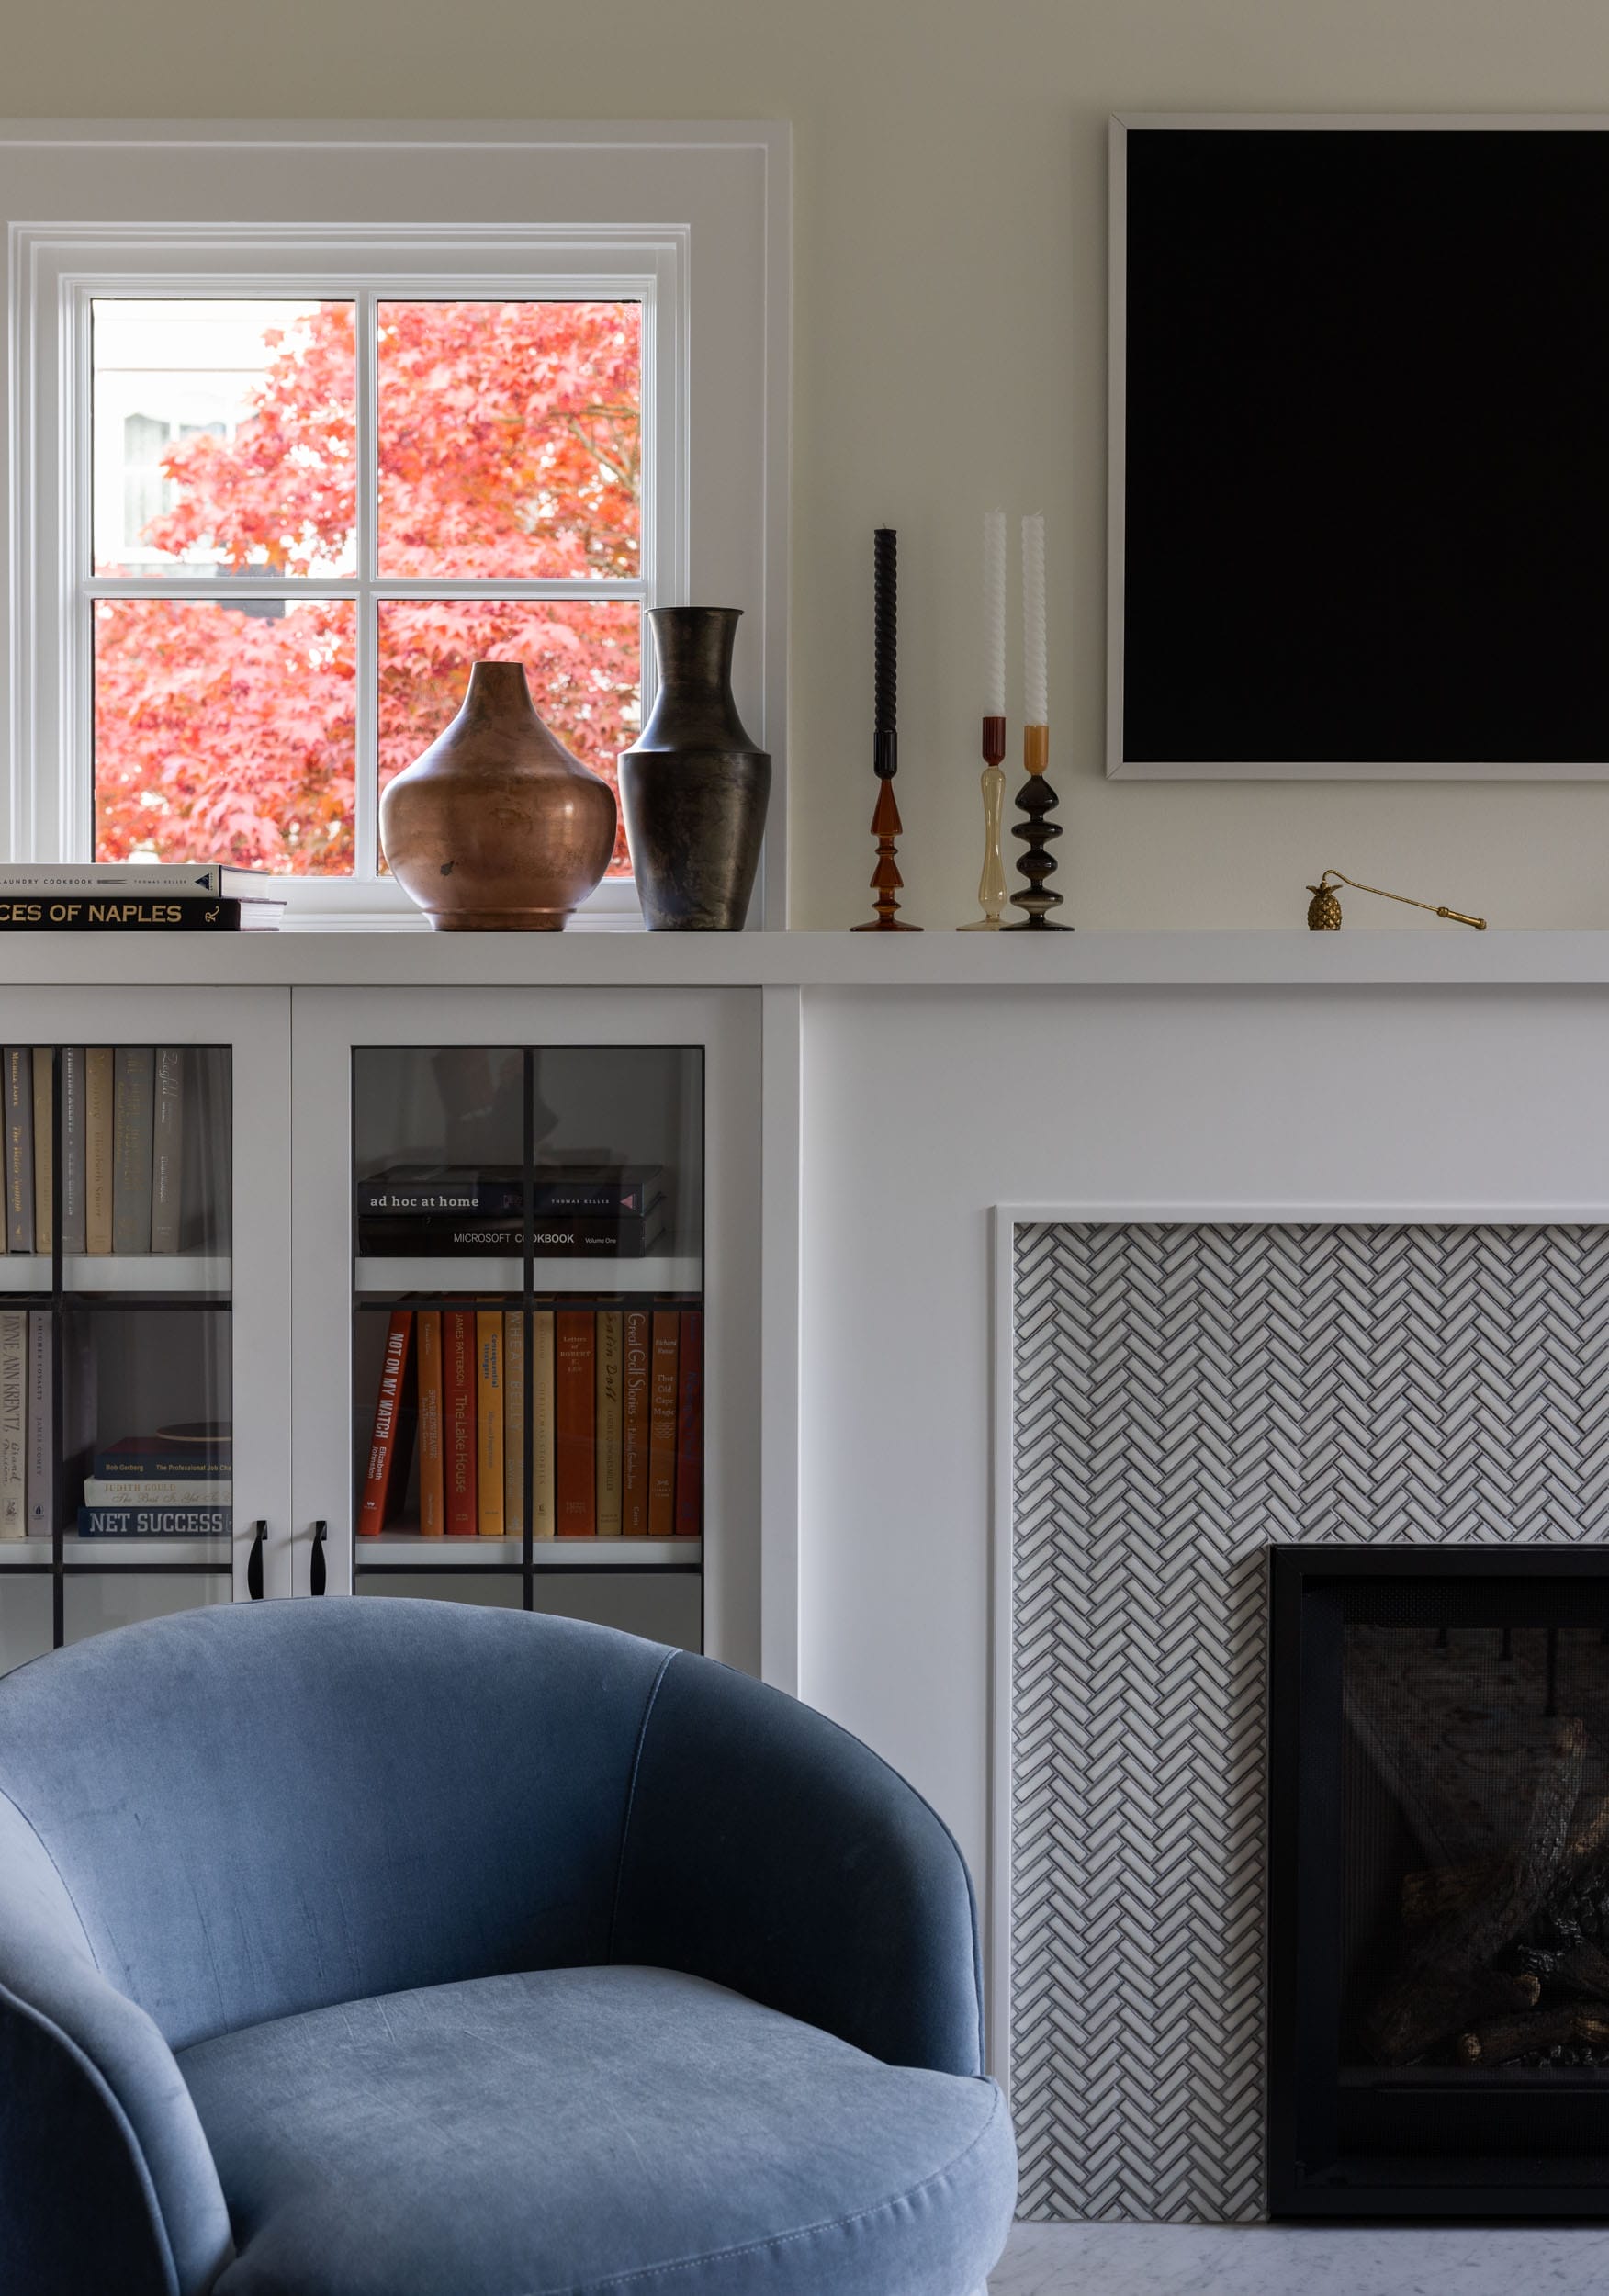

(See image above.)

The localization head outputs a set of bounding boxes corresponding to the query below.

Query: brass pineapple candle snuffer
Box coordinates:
[1305,870,1488,932]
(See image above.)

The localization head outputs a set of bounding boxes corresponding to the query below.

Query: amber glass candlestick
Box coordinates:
[959,715,1008,929]
[853,527,920,930]
[1002,724,1072,930]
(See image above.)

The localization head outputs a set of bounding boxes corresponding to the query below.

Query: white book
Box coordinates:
[6,1048,33,1254]
[0,863,267,897]
[31,1049,52,1255]
[26,1309,51,1535]
[60,1049,86,1255]
[151,1049,185,1254]
[81,1476,231,1506]
[0,1311,26,1538]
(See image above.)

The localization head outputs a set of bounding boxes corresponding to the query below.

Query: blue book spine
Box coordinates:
[76,1506,231,1537]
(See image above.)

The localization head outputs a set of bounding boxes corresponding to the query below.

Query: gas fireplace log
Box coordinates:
[1457,2003,1609,2067]
[1370,1968,1541,2068]
[1401,1861,1502,1930]
[1367,1717,1586,2065]
[1556,1943,1609,2001]
[1401,1795,1609,1933]
[1565,1793,1609,1874]
[1457,2006,1579,2067]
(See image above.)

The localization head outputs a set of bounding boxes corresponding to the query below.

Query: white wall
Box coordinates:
[10,0,1609,929]
[799,982,1609,1889]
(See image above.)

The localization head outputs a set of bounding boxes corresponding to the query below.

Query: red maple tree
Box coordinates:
[94,299,641,873]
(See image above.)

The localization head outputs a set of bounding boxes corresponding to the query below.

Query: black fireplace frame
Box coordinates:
[1268,1543,1609,2219]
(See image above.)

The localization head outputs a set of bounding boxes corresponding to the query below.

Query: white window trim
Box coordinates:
[1,121,791,929]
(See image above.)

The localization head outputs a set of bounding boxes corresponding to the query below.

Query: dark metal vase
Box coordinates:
[620,608,771,930]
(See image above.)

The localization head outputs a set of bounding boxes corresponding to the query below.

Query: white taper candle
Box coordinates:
[1022,512,1047,726]
[984,509,1007,719]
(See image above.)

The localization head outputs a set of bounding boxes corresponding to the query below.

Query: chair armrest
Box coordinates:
[609,1654,986,2077]
[0,1790,231,2296]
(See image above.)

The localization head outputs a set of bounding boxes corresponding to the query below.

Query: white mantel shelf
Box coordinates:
[3,927,1609,989]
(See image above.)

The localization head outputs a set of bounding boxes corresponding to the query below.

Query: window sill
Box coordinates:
[274,883,646,933]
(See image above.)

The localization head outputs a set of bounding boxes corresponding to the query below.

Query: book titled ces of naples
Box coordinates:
[0,895,281,932]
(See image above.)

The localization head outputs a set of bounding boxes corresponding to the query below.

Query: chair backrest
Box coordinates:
[0,1599,671,2048]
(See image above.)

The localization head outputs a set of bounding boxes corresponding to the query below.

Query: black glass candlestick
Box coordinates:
[853,526,919,930]
[1002,725,1073,930]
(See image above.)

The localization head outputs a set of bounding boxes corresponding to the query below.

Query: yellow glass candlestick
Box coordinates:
[961,715,1008,929]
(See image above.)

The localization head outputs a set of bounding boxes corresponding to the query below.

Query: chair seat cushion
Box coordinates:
[177,1963,1014,2296]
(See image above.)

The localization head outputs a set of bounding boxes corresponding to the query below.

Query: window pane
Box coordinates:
[377,303,640,580]
[377,600,639,875]
[94,599,357,873]
[92,300,355,577]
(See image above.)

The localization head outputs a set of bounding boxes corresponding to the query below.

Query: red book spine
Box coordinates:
[647,1311,679,1537]
[444,1309,477,1537]
[623,1307,650,1536]
[357,1311,413,1536]
[674,1311,703,1538]
[555,1309,596,1536]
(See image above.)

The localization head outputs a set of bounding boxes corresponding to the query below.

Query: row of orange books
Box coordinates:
[357,1305,702,1539]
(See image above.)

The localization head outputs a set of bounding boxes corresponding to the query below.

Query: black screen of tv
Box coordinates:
[1120,128,1609,771]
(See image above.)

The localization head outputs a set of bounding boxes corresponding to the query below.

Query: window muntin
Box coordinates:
[85,295,646,883]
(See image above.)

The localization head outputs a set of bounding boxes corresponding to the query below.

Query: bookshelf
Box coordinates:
[0,1002,293,1674]
[0,981,757,1676]
[343,1038,707,1636]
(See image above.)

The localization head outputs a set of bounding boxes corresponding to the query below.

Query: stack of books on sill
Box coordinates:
[76,1432,231,1539]
[4,1045,219,1257]
[359,1305,702,1541]
[356,1165,667,1260]
[0,863,284,933]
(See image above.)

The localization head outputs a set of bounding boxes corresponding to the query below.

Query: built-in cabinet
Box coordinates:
[0,984,760,1675]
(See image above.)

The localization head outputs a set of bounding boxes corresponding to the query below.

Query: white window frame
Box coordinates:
[2,122,791,927]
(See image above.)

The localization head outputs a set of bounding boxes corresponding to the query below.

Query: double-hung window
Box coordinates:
[4,126,788,925]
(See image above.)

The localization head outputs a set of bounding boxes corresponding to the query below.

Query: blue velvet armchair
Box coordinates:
[0,1600,1015,2295]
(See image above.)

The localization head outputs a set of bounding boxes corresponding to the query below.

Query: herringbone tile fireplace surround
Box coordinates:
[1008,1221,1609,2222]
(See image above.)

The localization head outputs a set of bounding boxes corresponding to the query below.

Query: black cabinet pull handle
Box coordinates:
[246,1522,265,1602]
[310,1520,327,1598]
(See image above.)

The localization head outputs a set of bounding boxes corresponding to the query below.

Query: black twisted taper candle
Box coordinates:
[873,526,897,779]
[853,525,919,929]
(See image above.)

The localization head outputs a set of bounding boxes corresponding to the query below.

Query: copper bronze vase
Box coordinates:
[619,608,771,930]
[379,660,618,931]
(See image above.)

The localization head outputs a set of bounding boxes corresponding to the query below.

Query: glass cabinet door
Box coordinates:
[293,989,761,1669]
[0,995,292,1673]
[348,1042,703,1649]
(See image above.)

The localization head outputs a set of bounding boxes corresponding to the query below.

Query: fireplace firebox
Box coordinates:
[1269,1546,1609,2216]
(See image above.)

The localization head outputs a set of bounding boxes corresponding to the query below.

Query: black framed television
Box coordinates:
[1109,118,1609,780]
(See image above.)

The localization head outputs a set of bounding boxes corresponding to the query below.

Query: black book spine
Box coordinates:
[0,898,246,932]
[356,1180,651,1215]
[360,1218,660,1258]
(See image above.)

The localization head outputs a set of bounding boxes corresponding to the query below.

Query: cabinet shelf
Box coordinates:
[354,1255,702,1296]
[0,1255,231,1296]
[0,1535,232,1568]
[356,1533,702,1570]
